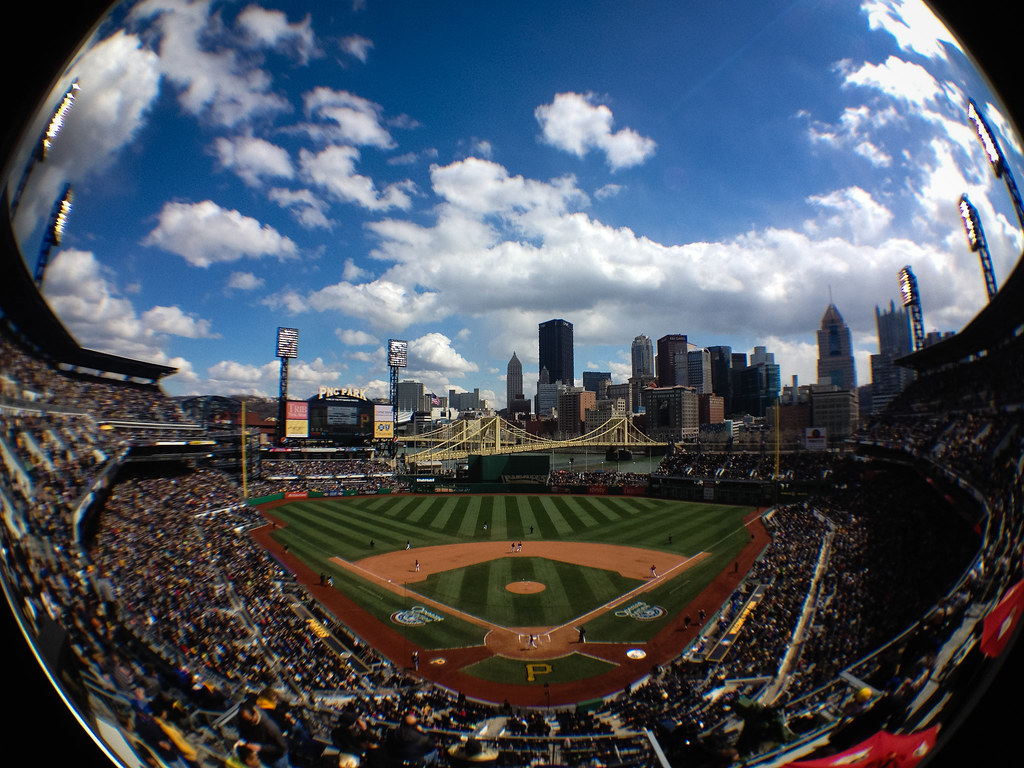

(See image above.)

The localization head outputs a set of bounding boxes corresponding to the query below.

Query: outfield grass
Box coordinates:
[268,494,754,650]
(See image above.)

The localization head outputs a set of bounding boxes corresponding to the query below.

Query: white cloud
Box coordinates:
[202,355,345,399]
[860,0,962,61]
[213,135,293,187]
[129,0,291,127]
[299,145,415,211]
[226,271,265,291]
[236,4,321,64]
[336,328,378,346]
[340,35,373,62]
[595,183,624,200]
[805,186,895,244]
[268,187,333,230]
[841,55,943,108]
[142,200,299,267]
[302,87,395,148]
[42,248,216,364]
[535,92,656,171]
[141,305,219,338]
[408,332,478,377]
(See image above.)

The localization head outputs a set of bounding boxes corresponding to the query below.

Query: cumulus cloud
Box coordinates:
[860,0,962,60]
[805,186,895,244]
[268,187,333,230]
[302,87,395,148]
[142,200,299,267]
[129,0,291,127]
[339,35,373,62]
[42,248,216,364]
[213,134,293,187]
[236,4,321,64]
[299,145,415,211]
[202,355,345,399]
[226,271,264,291]
[141,305,220,338]
[535,92,656,170]
[336,328,378,346]
[841,56,943,108]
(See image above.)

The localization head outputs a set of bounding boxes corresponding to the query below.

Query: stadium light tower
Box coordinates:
[276,327,299,443]
[34,184,73,288]
[897,266,926,352]
[968,98,1024,231]
[10,79,80,216]
[388,339,408,445]
[959,194,999,301]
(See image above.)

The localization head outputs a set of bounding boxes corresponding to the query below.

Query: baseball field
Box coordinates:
[254,493,769,706]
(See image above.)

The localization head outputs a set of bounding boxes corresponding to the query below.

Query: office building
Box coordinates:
[656,334,691,387]
[506,351,523,409]
[708,346,734,414]
[687,348,712,394]
[396,380,424,412]
[582,371,612,396]
[642,385,699,443]
[631,334,654,378]
[557,387,596,437]
[539,319,574,385]
[870,301,914,414]
[816,302,857,390]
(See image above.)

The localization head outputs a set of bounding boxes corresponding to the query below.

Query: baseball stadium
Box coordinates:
[2,3,1023,768]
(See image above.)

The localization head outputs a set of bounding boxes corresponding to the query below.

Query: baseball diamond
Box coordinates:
[252,493,769,706]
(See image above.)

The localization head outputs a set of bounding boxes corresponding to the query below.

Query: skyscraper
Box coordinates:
[707,346,733,414]
[870,301,914,414]
[816,303,856,390]
[506,351,523,409]
[631,335,654,378]
[656,334,690,387]
[538,319,574,385]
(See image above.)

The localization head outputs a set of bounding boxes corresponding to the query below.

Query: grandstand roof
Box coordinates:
[0,190,177,381]
[896,247,1024,372]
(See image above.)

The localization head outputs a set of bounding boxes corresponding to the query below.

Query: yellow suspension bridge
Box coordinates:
[398,416,668,462]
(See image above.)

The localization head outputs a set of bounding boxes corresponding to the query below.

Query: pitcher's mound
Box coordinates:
[506,580,545,594]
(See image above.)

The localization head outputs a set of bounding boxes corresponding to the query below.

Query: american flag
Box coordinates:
[430,393,441,406]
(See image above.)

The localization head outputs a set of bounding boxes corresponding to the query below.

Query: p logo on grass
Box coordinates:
[526,663,552,682]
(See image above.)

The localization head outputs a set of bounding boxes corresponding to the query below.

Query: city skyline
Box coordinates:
[6,0,1021,409]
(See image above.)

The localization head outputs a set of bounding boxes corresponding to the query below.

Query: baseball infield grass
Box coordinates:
[268,494,754,654]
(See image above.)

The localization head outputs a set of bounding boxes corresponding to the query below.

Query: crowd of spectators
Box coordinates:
[548,470,648,488]
[1,333,188,423]
[652,449,837,483]
[249,458,405,497]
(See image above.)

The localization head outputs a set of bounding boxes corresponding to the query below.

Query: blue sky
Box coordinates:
[7,0,1022,407]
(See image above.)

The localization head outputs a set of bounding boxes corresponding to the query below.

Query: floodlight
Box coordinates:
[276,327,299,359]
[897,266,918,308]
[388,339,408,368]
[41,79,80,160]
[48,184,74,246]
[959,195,982,251]
[967,99,1004,176]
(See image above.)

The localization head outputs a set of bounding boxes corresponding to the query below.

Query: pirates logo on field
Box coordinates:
[391,605,445,626]
[614,601,666,621]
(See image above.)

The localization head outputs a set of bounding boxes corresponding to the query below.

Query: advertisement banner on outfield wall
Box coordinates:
[804,427,827,451]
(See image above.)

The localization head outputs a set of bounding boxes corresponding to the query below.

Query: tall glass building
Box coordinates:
[538,318,574,385]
